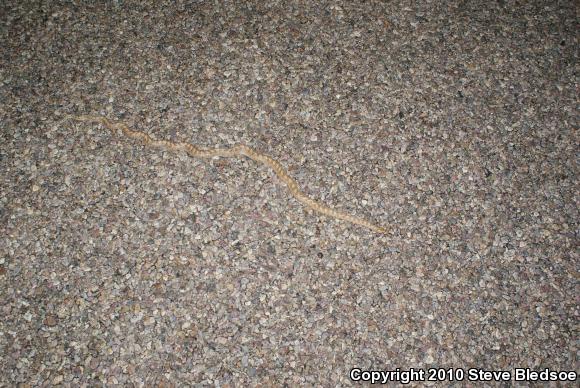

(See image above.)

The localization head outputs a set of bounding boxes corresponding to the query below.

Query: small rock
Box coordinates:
[216,336,228,345]
[89,358,100,370]
[44,314,57,327]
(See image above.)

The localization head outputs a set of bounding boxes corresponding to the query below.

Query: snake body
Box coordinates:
[68,115,387,234]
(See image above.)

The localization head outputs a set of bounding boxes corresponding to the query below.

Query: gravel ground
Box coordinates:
[1,1,577,386]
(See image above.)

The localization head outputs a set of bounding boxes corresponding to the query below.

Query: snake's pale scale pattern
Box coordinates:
[67,115,387,234]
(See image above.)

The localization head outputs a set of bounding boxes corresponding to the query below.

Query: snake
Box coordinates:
[66,115,387,234]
